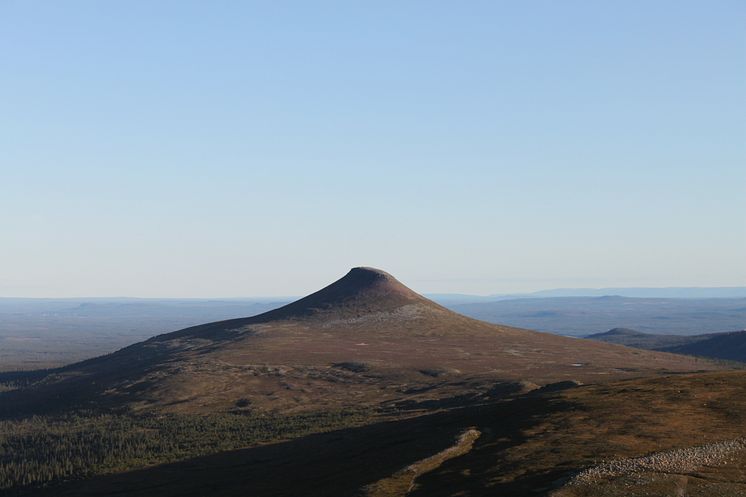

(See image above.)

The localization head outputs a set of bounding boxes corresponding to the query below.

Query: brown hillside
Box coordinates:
[29,371,746,497]
[4,268,723,415]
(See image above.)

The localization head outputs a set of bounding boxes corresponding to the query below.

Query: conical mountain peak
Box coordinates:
[13,267,717,420]
[250,267,435,322]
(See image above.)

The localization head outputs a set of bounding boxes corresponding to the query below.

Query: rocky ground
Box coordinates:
[569,437,746,485]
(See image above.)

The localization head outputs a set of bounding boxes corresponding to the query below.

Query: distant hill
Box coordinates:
[447,296,746,336]
[429,286,746,303]
[585,328,711,349]
[522,286,746,299]
[665,330,746,362]
[587,328,746,363]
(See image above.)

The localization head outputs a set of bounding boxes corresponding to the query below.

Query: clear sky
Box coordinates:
[1,1,744,297]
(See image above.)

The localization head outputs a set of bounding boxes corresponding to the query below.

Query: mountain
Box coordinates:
[588,327,746,363]
[5,292,745,372]
[3,268,719,416]
[2,268,742,497]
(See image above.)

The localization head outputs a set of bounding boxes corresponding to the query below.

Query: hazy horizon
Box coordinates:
[2,1,744,297]
[2,283,746,301]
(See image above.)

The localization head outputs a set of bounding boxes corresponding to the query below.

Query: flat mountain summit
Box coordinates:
[4,267,721,415]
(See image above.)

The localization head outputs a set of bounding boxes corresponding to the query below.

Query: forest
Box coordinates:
[0,408,371,494]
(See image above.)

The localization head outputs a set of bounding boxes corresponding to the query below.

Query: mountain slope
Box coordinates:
[2,268,721,416]
[26,371,746,497]
[588,328,746,363]
[586,328,709,349]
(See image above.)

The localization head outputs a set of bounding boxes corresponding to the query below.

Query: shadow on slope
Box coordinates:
[12,371,746,497]
[20,395,570,497]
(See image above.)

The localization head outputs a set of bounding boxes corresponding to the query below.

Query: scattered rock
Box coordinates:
[569,437,746,485]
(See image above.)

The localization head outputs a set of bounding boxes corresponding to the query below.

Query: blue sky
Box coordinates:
[1,1,744,297]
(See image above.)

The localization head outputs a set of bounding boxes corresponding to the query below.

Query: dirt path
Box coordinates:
[361,428,481,497]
